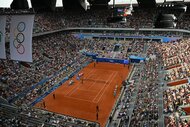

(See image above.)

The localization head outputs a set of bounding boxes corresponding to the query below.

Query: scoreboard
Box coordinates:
[114,7,132,17]
[114,8,127,17]
[107,5,133,23]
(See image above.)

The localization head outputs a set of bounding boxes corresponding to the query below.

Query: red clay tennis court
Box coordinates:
[35,62,131,127]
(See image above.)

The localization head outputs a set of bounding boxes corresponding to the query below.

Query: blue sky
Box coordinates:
[0,0,189,7]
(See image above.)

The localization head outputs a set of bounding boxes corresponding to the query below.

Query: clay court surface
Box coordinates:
[35,62,131,127]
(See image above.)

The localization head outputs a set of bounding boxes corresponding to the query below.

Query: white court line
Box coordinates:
[65,96,94,103]
[77,88,97,92]
[95,68,114,72]
[66,68,96,96]
[95,71,117,103]
[96,69,117,75]
[92,71,115,103]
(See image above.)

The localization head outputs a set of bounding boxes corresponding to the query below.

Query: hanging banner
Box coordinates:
[10,15,34,62]
[0,16,6,59]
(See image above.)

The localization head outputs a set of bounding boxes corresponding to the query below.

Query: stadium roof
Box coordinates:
[109,0,190,5]
[0,0,190,8]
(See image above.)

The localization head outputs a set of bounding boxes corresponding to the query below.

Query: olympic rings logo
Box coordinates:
[13,22,26,54]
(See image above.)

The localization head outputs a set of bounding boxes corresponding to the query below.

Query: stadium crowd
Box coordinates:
[142,39,190,127]
[129,51,160,127]
[109,38,190,127]
[107,40,160,127]
[0,34,89,102]
[32,7,190,33]
[2,5,190,35]
[1,34,190,126]
[164,84,190,114]
[0,104,98,127]
[1,32,148,105]
[156,38,190,127]
[2,7,186,34]
[1,4,190,127]
[0,32,148,126]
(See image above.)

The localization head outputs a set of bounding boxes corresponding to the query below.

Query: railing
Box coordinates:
[1,97,100,127]
[32,27,190,38]
[0,96,9,104]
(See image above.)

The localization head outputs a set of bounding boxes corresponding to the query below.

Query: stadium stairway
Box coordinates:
[158,63,165,127]
[127,63,147,127]
[0,103,56,127]
[19,114,55,127]
[145,42,152,58]
[112,52,117,59]
[143,42,149,57]
[0,103,18,118]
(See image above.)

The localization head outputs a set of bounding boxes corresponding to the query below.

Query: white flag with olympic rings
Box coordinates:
[0,16,6,59]
[10,15,34,62]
